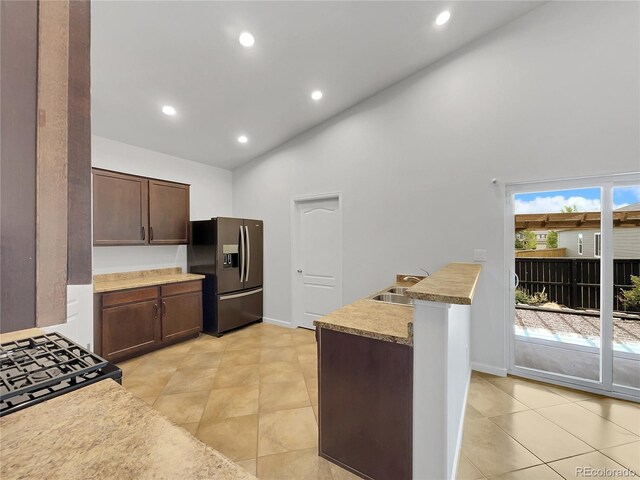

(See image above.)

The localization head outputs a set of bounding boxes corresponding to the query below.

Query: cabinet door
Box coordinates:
[149,180,189,244]
[162,292,202,341]
[319,328,413,480]
[102,299,160,362]
[93,170,148,245]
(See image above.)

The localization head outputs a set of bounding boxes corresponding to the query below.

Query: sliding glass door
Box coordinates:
[507,174,640,400]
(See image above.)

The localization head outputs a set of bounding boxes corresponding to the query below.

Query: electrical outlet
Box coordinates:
[473,249,488,262]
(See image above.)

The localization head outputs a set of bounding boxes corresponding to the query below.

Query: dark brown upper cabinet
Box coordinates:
[149,179,190,244]
[92,168,190,246]
[93,170,148,245]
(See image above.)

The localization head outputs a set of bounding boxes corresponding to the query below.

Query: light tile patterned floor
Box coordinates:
[462,373,639,480]
[118,322,358,479]
[118,323,640,479]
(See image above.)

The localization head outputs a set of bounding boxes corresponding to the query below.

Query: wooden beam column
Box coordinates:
[36,0,70,326]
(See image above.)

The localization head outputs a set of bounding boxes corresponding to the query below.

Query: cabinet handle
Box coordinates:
[150,227,154,241]
[141,226,145,240]
[153,303,158,319]
[162,301,166,318]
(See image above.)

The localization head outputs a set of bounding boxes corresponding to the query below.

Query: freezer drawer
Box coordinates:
[217,287,263,334]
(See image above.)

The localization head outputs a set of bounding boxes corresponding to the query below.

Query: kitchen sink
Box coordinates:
[386,287,408,295]
[369,293,413,305]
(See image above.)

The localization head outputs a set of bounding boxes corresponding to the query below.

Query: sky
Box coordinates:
[514,186,640,214]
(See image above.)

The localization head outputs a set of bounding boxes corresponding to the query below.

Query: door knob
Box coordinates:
[297,269,303,273]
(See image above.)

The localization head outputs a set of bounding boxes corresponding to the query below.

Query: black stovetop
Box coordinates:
[0,332,121,417]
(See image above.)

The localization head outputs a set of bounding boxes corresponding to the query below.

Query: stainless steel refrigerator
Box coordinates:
[188,217,263,336]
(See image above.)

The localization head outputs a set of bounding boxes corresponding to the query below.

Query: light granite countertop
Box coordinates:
[313,263,482,344]
[313,280,415,346]
[0,379,255,480]
[0,328,44,343]
[93,267,205,293]
[405,262,482,305]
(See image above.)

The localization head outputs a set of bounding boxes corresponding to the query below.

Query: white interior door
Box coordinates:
[293,195,342,330]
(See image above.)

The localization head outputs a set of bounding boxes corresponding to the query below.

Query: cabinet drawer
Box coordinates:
[102,286,158,307]
[161,281,201,297]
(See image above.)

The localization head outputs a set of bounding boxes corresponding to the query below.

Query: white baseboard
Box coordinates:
[471,362,507,377]
[263,317,294,329]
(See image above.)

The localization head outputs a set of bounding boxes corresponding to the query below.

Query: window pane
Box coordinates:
[514,187,601,382]
[612,185,640,389]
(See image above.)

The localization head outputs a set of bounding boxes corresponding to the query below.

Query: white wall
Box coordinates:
[232,2,640,373]
[92,135,233,274]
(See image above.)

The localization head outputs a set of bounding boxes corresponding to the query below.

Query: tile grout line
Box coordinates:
[596,443,640,475]
[571,399,640,436]
[485,408,597,461]
[479,374,639,451]
[532,403,639,450]
[467,373,638,479]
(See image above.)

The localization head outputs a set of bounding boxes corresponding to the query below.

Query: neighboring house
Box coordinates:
[557,203,640,259]
[516,229,551,249]
[534,230,549,249]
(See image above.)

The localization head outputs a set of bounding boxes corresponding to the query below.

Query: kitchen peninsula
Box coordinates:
[314,263,481,480]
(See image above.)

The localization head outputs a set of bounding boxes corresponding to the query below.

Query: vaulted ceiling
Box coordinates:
[92,1,543,170]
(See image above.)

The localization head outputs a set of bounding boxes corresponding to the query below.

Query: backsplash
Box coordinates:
[92,245,187,275]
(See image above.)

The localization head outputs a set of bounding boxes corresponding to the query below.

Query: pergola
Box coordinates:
[514,210,640,231]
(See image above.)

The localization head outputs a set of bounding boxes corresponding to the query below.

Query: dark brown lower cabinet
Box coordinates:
[94,281,202,362]
[161,291,202,341]
[318,328,413,480]
[102,299,160,361]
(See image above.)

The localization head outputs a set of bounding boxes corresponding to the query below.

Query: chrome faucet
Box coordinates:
[403,276,421,282]
[402,268,431,283]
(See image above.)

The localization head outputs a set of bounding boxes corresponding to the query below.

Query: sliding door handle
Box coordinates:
[245,226,250,282]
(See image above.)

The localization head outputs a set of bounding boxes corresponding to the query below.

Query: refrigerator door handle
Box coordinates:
[239,225,245,281]
[219,288,263,300]
[245,225,250,282]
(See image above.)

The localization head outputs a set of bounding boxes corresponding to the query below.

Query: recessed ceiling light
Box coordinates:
[435,10,451,26]
[311,90,323,101]
[239,32,255,48]
[237,135,248,144]
[162,105,176,116]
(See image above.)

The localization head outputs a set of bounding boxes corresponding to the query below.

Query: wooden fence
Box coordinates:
[515,248,567,258]
[515,258,640,312]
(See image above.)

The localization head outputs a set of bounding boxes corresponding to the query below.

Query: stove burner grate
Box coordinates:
[0,333,108,403]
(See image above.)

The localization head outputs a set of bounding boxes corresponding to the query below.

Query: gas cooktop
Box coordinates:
[0,332,121,417]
